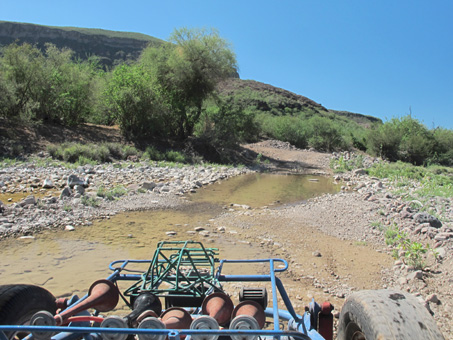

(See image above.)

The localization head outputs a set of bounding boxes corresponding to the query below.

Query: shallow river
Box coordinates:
[0,173,340,309]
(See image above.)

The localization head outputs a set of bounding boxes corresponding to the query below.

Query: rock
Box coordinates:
[374,181,384,189]
[353,169,367,176]
[434,232,453,241]
[194,227,205,232]
[74,185,85,195]
[425,294,440,304]
[166,231,177,236]
[60,187,72,199]
[67,174,86,188]
[407,270,423,281]
[397,277,408,285]
[199,231,210,237]
[19,195,36,207]
[19,236,35,240]
[424,301,434,315]
[142,182,157,190]
[65,225,75,231]
[312,251,322,257]
[413,212,442,229]
[42,179,54,188]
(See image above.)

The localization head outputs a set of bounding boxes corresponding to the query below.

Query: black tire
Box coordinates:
[0,284,57,339]
[337,289,444,340]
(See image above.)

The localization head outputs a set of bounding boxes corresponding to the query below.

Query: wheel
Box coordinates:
[337,289,444,340]
[0,284,57,339]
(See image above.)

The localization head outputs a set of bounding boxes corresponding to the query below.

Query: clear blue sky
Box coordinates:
[2,0,452,128]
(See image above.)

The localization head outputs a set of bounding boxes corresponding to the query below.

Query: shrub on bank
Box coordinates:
[47,142,139,163]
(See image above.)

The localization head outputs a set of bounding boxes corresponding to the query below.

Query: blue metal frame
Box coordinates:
[0,257,326,340]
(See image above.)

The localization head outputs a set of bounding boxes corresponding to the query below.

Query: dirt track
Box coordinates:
[225,140,452,338]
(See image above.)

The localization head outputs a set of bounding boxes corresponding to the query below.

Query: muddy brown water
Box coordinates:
[0,173,391,317]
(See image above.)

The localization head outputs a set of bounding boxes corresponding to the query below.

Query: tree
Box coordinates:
[196,100,259,147]
[39,44,100,125]
[140,27,238,139]
[0,43,45,120]
[0,43,101,125]
[306,116,344,151]
[103,64,166,140]
[367,116,435,165]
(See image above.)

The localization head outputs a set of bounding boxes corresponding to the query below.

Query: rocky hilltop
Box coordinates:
[0,21,164,68]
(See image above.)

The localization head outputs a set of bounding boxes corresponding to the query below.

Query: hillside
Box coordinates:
[217,78,381,126]
[0,21,165,68]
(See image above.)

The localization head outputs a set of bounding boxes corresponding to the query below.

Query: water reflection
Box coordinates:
[188,173,340,207]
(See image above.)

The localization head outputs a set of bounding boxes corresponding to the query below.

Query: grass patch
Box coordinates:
[81,195,100,207]
[330,154,364,173]
[47,142,140,164]
[97,185,127,201]
[368,161,453,199]
[144,146,187,163]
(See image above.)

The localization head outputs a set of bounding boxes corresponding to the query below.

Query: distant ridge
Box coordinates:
[328,110,382,126]
[0,20,165,68]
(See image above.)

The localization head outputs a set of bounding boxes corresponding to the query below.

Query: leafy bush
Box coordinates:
[367,116,436,165]
[47,143,109,163]
[144,146,165,161]
[144,146,187,163]
[330,155,364,173]
[103,143,139,160]
[47,142,141,163]
[97,185,127,200]
[196,102,259,147]
[81,195,100,207]
[306,116,345,151]
[165,150,186,163]
[432,128,453,166]
[0,43,100,125]
[257,114,308,148]
[103,64,167,140]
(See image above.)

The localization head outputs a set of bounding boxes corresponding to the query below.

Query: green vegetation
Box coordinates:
[367,116,453,166]
[143,146,187,163]
[384,225,435,270]
[0,26,451,165]
[97,185,127,201]
[47,143,140,164]
[368,161,453,199]
[330,155,365,173]
[63,204,72,212]
[81,195,101,207]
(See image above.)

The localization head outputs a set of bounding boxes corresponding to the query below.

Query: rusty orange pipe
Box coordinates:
[201,292,234,326]
[231,300,266,329]
[54,280,119,326]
